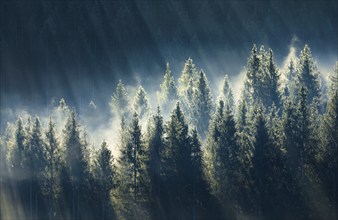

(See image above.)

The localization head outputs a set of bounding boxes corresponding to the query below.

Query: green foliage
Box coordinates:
[1,45,336,220]
[191,70,214,136]
[159,63,178,110]
[111,80,130,118]
[133,86,150,119]
[220,74,235,113]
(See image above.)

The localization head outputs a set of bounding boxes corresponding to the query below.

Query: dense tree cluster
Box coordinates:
[1,45,337,220]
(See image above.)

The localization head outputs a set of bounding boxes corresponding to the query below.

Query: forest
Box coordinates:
[0,44,337,220]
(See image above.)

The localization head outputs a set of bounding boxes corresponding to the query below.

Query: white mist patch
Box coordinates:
[282,46,298,70]
[231,68,246,105]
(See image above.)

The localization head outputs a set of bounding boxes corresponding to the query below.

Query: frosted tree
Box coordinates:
[283,59,299,104]
[320,62,338,218]
[159,63,178,111]
[266,49,281,109]
[133,86,150,119]
[250,107,284,219]
[8,118,26,177]
[191,70,214,137]
[178,58,198,112]
[93,141,117,220]
[147,107,164,197]
[62,110,91,219]
[117,112,149,220]
[297,45,321,105]
[244,44,260,106]
[204,100,225,192]
[24,116,47,220]
[219,74,235,112]
[162,102,191,219]
[44,117,62,220]
[111,80,130,118]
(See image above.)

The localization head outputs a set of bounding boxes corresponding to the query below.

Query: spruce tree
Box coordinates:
[266,49,281,109]
[162,102,191,219]
[178,58,198,114]
[62,110,91,219]
[111,80,130,118]
[244,44,261,105]
[251,107,284,219]
[147,107,164,209]
[284,59,299,102]
[25,116,46,219]
[178,58,198,98]
[220,74,235,112]
[159,63,178,111]
[189,128,212,219]
[9,118,26,177]
[297,45,321,105]
[191,70,214,137]
[320,62,338,218]
[133,86,150,119]
[44,117,62,220]
[93,141,117,220]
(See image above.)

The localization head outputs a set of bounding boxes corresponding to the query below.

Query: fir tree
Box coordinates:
[220,74,235,112]
[133,86,150,119]
[297,45,321,105]
[251,107,284,219]
[44,117,62,220]
[147,107,164,199]
[178,58,198,98]
[9,118,26,177]
[93,141,117,220]
[62,110,91,219]
[244,44,261,105]
[24,116,47,219]
[111,80,130,118]
[266,49,281,109]
[178,58,198,114]
[162,102,191,219]
[284,59,299,102]
[191,70,214,137]
[320,62,338,218]
[159,63,178,111]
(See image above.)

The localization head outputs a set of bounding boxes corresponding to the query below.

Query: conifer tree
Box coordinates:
[111,80,130,118]
[204,100,225,191]
[147,107,164,203]
[159,63,178,111]
[24,116,46,219]
[62,110,91,219]
[320,62,338,218]
[133,86,150,119]
[284,59,299,102]
[93,141,117,220]
[162,102,191,218]
[189,128,212,219]
[178,58,198,98]
[178,58,198,113]
[44,117,62,220]
[220,74,235,112]
[9,118,26,177]
[282,88,314,218]
[297,45,321,105]
[266,49,281,109]
[191,70,214,137]
[244,44,261,105]
[251,107,284,219]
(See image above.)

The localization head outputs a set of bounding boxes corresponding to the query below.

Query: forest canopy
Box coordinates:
[1,45,337,220]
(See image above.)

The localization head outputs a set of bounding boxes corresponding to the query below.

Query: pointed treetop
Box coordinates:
[133,85,150,118]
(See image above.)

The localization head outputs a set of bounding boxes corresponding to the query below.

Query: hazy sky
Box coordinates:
[1,0,337,115]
